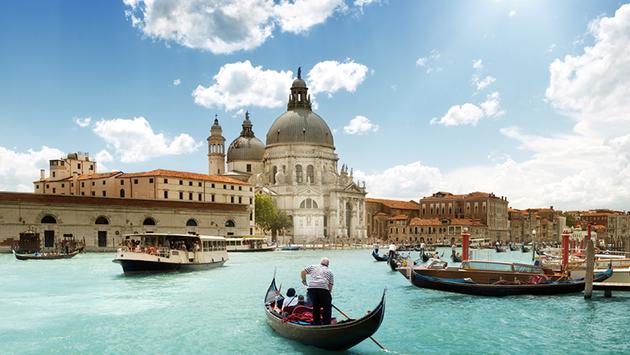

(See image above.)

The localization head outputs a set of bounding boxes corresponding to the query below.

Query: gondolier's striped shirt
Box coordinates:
[304,264,334,290]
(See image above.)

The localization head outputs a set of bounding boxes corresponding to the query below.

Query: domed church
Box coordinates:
[208,69,367,243]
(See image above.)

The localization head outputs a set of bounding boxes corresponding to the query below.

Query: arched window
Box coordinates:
[41,215,57,224]
[307,165,314,183]
[186,218,198,227]
[295,165,303,184]
[120,189,125,198]
[143,217,156,226]
[225,220,235,228]
[95,216,109,225]
[299,198,318,209]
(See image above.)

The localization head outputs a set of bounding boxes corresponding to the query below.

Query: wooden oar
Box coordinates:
[331,304,388,352]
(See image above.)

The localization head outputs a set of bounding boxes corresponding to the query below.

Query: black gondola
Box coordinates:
[421,250,430,263]
[388,252,400,271]
[407,268,613,297]
[450,250,462,262]
[264,277,385,351]
[13,249,81,260]
[371,250,388,262]
[521,244,531,253]
[495,245,507,253]
[509,244,518,251]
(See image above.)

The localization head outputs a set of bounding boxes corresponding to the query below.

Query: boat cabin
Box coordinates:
[461,260,543,274]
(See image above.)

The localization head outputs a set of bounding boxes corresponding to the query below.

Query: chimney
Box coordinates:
[40,169,45,180]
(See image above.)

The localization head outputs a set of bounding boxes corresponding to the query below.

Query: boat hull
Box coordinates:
[13,250,80,260]
[372,250,388,262]
[264,278,385,351]
[114,259,225,274]
[409,269,613,297]
[228,246,276,252]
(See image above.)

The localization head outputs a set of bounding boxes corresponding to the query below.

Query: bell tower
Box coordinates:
[207,115,225,175]
[287,67,312,111]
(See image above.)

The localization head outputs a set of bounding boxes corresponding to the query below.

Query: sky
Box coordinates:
[1,0,629,211]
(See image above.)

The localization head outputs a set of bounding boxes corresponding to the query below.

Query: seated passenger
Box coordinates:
[296,294,306,306]
[281,288,299,313]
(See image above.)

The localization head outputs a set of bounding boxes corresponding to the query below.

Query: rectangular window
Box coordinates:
[120,180,124,185]
[92,181,95,186]
[164,178,168,183]
[239,186,242,191]
[36,184,39,189]
[231,185,234,190]
[246,164,251,172]
[249,198,252,204]
[198,182,202,187]
[231,196,234,203]
[77,163,81,169]
[44,230,55,248]
[134,179,138,184]
[164,191,168,199]
[211,195,215,202]
[212,184,215,188]
[198,193,202,201]
[90,164,94,170]
[52,188,56,193]
[81,182,84,188]
[223,184,226,189]
[98,231,107,247]
[102,191,106,197]
[52,172,56,177]
[238,196,242,204]
[189,192,193,200]
[189,181,192,186]
[91,191,95,196]
[179,192,183,200]
[179,180,183,185]
[149,178,154,183]
[61,183,65,188]
[102,181,106,185]
[81,192,85,196]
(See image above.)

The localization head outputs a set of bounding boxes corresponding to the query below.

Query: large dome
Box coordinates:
[265,72,334,148]
[266,109,334,147]
[227,112,265,162]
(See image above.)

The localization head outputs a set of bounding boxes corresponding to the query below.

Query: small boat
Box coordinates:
[450,250,462,262]
[281,244,301,251]
[113,233,228,274]
[388,252,400,271]
[13,249,81,260]
[509,244,518,251]
[521,244,531,253]
[406,268,613,297]
[264,277,386,351]
[420,250,430,263]
[495,245,507,253]
[371,250,388,262]
[225,237,276,252]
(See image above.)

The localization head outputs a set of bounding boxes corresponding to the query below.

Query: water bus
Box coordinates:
[113,233,228,274]
[225,237,276,252]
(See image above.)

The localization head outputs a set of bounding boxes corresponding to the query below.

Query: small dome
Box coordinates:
[266,109,334,147]
[227,136,265,162]
[292,78,307,88]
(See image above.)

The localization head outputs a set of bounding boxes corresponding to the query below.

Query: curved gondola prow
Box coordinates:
[265,277,279,305]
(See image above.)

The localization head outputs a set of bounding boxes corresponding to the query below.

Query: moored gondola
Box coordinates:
[13,249,81,260]
[521,244,531,253]
[371,250,389,262]
[264,277,385,351]
[407,268,613,297]
[450,250,462,262]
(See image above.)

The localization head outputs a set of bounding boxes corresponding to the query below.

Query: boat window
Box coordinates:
[464,261,513,272]
[513,264,542,273]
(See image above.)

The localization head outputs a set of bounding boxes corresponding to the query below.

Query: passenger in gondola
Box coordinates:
[296,294,306,306]
[301,257,334,325]
[281,288,299,314]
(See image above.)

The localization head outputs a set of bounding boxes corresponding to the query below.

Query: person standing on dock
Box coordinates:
[301,257,334,325]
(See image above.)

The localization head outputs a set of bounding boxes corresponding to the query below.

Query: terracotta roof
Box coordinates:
[77,171,123,180]
[387,214,409,221]
[0,191,247,212]
[409,217,485,227]
[409,218,441,226]
[119,169,250,185]
[366,198,419,210]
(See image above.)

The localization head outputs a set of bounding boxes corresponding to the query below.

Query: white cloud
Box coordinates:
[362,5,630,210]
[92,117,201,163]
[307,60,368,95]
[472,75,496,91]
[508,10,516,17]
[343,115,379,135]
[431,91,504,126]
[354,0,378,11]
[0,146,64,191]
[274,0,346,34]
[95,149,114,163]
[355,162,443,200]
[416,50,441,74]
[74,117,92,128]
[472,59,483,70]
[193,59,369,111]
[172,78,181,86]
[192,60,294,111]
[123,0,353,54]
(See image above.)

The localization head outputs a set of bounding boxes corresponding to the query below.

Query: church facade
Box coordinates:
[212,71,368,243]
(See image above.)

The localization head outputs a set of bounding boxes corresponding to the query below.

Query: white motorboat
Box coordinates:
[225,237,276,252]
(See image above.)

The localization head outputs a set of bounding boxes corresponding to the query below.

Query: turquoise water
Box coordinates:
[1,248,629,355]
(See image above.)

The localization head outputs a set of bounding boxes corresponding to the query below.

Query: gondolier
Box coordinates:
[301,257,334,325]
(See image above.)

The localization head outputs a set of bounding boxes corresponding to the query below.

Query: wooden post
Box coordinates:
[561,229,570,271]
[461,228,470,262]
[584,239,594,299]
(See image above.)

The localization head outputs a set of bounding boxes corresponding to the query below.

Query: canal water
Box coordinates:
[1,248,628,354]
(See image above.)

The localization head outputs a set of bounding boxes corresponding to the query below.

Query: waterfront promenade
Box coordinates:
[1,249,629,354]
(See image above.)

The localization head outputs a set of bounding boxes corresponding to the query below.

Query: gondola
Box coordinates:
[450,250,462,262]
[407,268,613,297]
[371,250,388,262]
[509,244,518,251]
[264,277,386,351]
[13,249,81,260]
[388,252,400,271]
[521,245,531,253]
[421,250,430,263]
[495,245,507,253]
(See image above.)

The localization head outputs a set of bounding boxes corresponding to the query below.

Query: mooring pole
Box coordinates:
[461,228,470,261]
[561,229,570,271]
[584,239,595,299]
